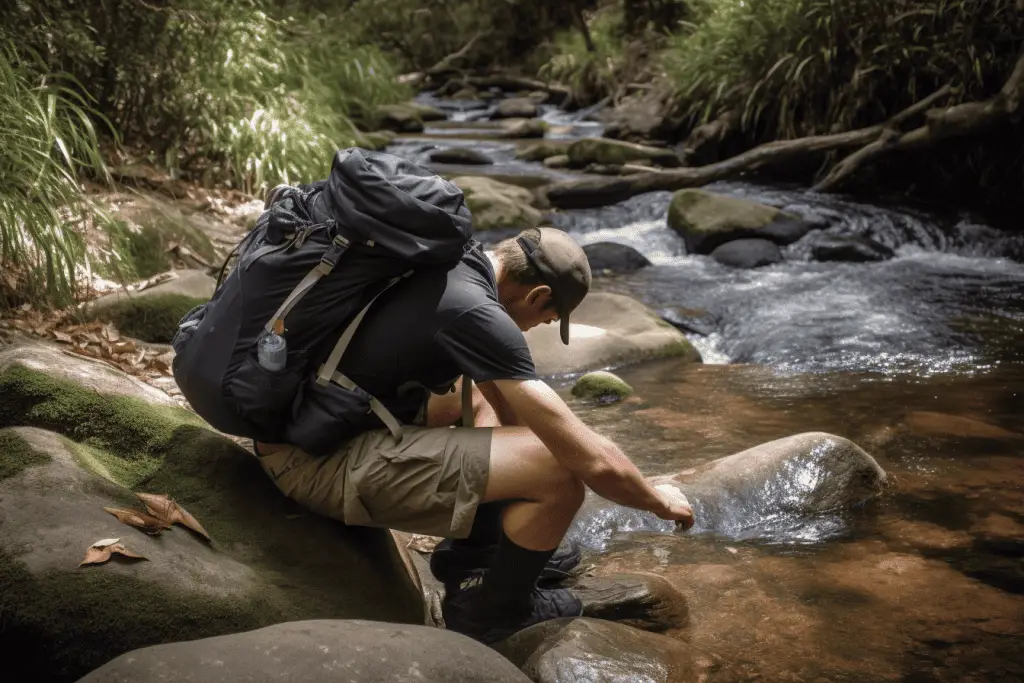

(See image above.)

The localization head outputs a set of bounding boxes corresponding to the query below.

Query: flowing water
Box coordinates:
[399,93,1024,681]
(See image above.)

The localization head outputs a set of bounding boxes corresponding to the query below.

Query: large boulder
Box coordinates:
[668,189,817,254]
[709,238,783,268]
[649,432,888,537]
[79,619,531,683]
[525,293,701,375]
[0,343,421,682]
[567,138,681,169]
[495,618,701,683]
[375,104,426,133]
[495,97,540,120]
[582,242,651,275]
[452,176,543,232]
[430,147,495,165]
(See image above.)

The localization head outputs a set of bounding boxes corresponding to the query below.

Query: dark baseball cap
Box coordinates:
[516,227,592,345]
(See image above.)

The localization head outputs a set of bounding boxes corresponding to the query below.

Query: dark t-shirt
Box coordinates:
[337,241,538,423]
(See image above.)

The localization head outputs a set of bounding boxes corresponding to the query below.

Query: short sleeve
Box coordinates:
[435,303,538,382]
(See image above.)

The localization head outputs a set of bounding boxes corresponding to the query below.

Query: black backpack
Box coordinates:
[171,148,474,456]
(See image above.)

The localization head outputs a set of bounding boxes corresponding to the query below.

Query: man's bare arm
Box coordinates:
[493,378,692,522]
[478,380,520,426]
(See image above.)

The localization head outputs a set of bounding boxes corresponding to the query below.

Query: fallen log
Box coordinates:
[544,85,956,209]
[466,74,571,103]
[425,31,485,77]
[813,50,1024,192]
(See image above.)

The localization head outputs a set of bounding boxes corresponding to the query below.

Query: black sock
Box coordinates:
[481,531,557,608]
[453,502,506,550]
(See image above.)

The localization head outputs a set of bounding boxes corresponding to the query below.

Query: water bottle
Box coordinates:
[258,323,287,372]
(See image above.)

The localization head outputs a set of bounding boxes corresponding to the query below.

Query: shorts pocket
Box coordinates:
[230,352,306,439]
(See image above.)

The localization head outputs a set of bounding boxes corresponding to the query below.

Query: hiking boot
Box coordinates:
[430,538,582,590]
[442,573,583,644]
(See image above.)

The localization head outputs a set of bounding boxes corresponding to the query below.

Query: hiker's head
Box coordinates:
[493,227,592,344]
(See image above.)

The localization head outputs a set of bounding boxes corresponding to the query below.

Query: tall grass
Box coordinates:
[0,43,112,309]
[661,0,1024,140]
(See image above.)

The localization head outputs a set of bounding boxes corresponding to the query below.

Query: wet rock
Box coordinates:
[452,176,542,231]
[572,371,634,403]
[709,238,783,268]
[601,96,670,144]
[452,86,482,100]
[495,97,541,119]
[903,411,1022,441]
[0,353,421,681]
[526,293,701,375]
[668,189,816,254]
[355,129,396,151]
[582,242,651,274]
[516,141,572,162]
[649,432,888,535]
[430,147,495,165]
[657,307,716,336]
[495,617,700,683]
[810,235,895,262]
[568,138,681,169]
[501,118,549,139]
[572,573,688,632]
[406,101,448,122]
[79,619,531,683]
[544,154,571,169]
[375,103,426,132]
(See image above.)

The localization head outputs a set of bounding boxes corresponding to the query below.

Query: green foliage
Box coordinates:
[0,41,115,309]
[660,0,1024,139]
[539,5,627,104]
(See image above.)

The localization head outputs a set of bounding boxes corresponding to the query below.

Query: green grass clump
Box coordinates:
[95,294,208,344]
[0,428,51,481]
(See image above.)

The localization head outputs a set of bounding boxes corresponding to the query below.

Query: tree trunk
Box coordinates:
[573,3,596,53]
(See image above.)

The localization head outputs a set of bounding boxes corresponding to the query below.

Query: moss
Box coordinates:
[572,371,633,403]
[516,140,572,162]
[0,428,50,481]
[0,551,286,683]
[355,130,396,150]
[0,365,204,489]
[115,205,218,279]
[667,189,779,236]
[91,293,208,343]
[568,138,677,168]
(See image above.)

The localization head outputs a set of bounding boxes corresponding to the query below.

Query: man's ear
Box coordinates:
[525,285,553,308]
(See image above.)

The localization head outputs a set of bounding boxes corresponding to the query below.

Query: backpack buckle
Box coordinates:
[320,234,350,269]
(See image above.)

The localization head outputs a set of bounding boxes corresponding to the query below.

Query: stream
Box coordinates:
[393,92,1023,682]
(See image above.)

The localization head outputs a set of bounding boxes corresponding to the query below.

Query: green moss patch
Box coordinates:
[91,293,208,343]
[572,371,634,403]
[111,204,218,280]
[0,428,50,481]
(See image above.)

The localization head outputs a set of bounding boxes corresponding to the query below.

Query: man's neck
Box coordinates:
[486,251,505,285]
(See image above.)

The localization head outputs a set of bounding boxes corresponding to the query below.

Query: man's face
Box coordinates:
[503,284,560,333]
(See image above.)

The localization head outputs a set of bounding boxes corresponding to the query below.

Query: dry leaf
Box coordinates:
[136,492,211,541]
[113,339,137,354]
[80,539,147,566]
[52,330,73,343]
[82,332,102,344]
[104,506,170,534]
[103,323,121,342]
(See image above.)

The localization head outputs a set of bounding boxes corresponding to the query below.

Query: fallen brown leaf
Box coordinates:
[104,506,171,534]
[80,538,147,566]
[103,323,121,342]
[52,330,73,343]
[136,492,211,541]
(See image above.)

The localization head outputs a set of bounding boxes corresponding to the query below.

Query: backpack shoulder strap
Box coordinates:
[461,375,474,428]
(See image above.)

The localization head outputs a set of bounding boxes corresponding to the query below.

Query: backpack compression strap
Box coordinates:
[461,376,474,428]
[263,234,351,335]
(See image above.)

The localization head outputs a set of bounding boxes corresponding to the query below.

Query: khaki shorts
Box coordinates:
[257,426,492,538]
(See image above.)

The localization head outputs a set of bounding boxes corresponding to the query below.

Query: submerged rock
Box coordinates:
[80,619,531,683]
[567,138,681,169]
[452,176,542,231]
[0,346,420,681]
[709,238,783,268]
[495,97,540,119]
[649,432,888,537]
[525,293,700,375]
[582,242,651,275]
[810,234,895,262]
[572,573,688,632]
[668,189,816,254]
[495,617,700,683]
[430,147,495,165]
[571,371,634,403]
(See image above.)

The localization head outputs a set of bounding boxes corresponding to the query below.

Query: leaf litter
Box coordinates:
[135,492,211,541]
[80,537,147,566]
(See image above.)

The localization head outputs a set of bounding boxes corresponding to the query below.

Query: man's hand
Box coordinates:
[652,484,695,530]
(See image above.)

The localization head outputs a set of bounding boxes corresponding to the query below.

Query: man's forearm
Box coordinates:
[582,440,665,514]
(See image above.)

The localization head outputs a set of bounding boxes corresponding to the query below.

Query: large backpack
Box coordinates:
[171,148,474,456]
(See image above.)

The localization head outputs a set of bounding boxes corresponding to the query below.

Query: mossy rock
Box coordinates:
[0,353,421,682]
[107,197,219,279]
[404,101,448,122]
[667,189,816,255]
[515,140,572,162]
[567,138,681,169]
[452,176,542,232]
[543,154,571,169]
[500,118,549,139]
[355,129,397,151]
[0,427,49,481]
[374,104,425,133]
[571,371,634,403]
[91,293,208,343]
